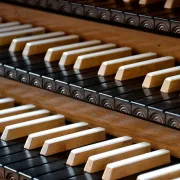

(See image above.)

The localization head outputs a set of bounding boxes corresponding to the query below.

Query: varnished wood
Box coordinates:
[0,98,14,110]
[0,77,179,158]
[0,3,179,62]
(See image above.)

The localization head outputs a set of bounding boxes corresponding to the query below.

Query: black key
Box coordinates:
[67,172,103,180]
[148,98,180,126]
[33,165,84,180]
[70,75,114,100]
[166,107,180,130]
[99,82,142,109]
[84,77,144,105]
[115,86,160,115]
[131,92,180,121]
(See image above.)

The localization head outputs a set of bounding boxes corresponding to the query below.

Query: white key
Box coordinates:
[44,40,102,62]
[0,104,36,118]
[98,52,157,76]
[74,47,132,70]
[0,24,33,33]
[84,142,151,173]
[40,127,106,156]
[137,164,180,180]
[0,109,50,132]
[164,0,180,8]
[0,21,20,28]
[24,122,89,150]
[1,114,65,141]
[0,27,45,46]
[115,56,175,81]
[143,66,180,88]
[139,0,162,5]
[9,32,65,52]
[59,43,116,66]
[161,74,180,93]
[102,149,171,180]
[23,35,79,56]
[0,98,14,110]
[67,136,133,166]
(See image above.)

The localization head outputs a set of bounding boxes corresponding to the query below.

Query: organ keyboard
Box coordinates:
[0,1,179,180]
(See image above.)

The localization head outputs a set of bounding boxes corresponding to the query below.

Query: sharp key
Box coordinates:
[0,98,14,110]
[67,136,133,166]
[102,149,171,180]
[24,122,89,150]
[98,52,157,76]
[0,109,50,132]
[44,40,102,62]
[0,104,36,118]
[173,178,180,180]
[59,43,116,66]
[74,47,132,70]
[0,21,20,28]
[0,27,45,46]
[137,163,180,180]
[23,34,79,56]
[84,142,151,173]
[161,74,180,93]
[139,0,163,5]
[9,32,65,52]
[115,56,175,81]
[1,114,65,141]
[40,127,106,156]
[143,66,180,88]
[164,0,180,8]
[0,24,33,33]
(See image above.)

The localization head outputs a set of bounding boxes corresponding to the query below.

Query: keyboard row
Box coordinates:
[4,0,180,36]
[0,98,179,180]
[0,20,179,130]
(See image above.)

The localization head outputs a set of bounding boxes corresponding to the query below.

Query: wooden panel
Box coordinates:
[0,77,179,158]
[0,3,179,63]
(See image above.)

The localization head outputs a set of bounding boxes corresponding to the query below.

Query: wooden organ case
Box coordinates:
[0,0,179,180]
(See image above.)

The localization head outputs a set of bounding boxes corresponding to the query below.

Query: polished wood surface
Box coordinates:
[0,3,180,63]
[0,77,180,158]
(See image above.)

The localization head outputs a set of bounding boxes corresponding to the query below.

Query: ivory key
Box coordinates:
[102,149,171,180]
[1,114,65,141]
[161,74,180,93]
[40,127,106,156]
[74,47,132,70]
[0,24,33,33]
[0,21,20,28]
[67,136,132,166]
[143,66,180,88]
[0,109,50,132]
[98,52,157,76]
[24,122,89,150]
[9,32,65,52]
[23,34,79,56]
[137,163,180,180]
[84,142,151,173]
[115,56,175,81]
[0,98,14,110]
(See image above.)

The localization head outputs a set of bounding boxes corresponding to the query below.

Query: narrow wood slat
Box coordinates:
[59,43,116,66]
[98,52,157,76]
[44,40,101,62]
[0,109,50,132]
[1,114,65,141]
[102,149,171,180]
[23,34,79,56]
[0,104,36,118]
[161,74,180,93]
[143,66,180,88]
[0,21,20,28]
[24,122,89,150]
[74,47,132,70]
[115,56,175,81]
[84,142,151,173]
[0,24,33,33]
[164,0,180,8]
[139,0,163,5]
[0,98,14,110]
[67,136,133,166]
[9,32,64,52]
[0,27,45,46]
[40,127,106,156]
[137,164,180,180]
